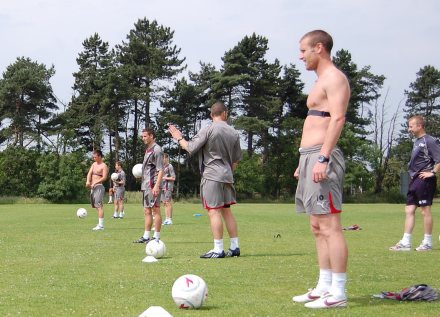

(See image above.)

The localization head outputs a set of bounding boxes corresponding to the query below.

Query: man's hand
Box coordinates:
[312,162,328,183]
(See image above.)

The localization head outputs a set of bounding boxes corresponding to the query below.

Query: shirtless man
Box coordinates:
[86,150,109,231]
[291,30,351,309]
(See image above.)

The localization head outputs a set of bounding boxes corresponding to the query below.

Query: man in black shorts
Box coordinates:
[390,115,440,251]
[168,101,242,259]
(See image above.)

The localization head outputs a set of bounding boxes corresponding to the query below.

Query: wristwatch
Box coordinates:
[318,155,330,163]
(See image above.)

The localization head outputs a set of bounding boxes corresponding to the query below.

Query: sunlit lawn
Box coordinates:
[0,202,439,316]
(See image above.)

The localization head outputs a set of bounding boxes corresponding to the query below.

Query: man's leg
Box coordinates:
[304,214,348,308]
[152,206,162,240]
[200,208,225,258]
[415,205,433,251]
[222,207,240,256]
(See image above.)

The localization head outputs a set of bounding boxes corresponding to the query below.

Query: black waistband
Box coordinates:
[308,110,331,117]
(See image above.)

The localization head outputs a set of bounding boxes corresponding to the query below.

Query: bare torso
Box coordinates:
[91,162,107,185]
[300,67,349,149]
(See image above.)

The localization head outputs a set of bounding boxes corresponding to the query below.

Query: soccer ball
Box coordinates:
[172,274,208,309]
[76,208,87,218]
[111,172,119,181]
[145,239,166,259]
[132,163,143,178]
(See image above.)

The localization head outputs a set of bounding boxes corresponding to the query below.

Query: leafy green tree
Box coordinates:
[0,57,57,149]
[116,18,186,171]
[403,65,440,138]
[0,147,40,196]
[37,151,89,202]
[65,33,112,151]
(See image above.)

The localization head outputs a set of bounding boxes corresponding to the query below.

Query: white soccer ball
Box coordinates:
[172,274,208,309]
[76,208,87,219]
[111,172,119,181]
[145,239,166,259]
[132,163,143,178]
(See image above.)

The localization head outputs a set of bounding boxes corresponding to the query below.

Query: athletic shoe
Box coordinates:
[415,243,432,251]
[119,212,125,219]
[162,219,173,225]
[389,241,411,251]
[292,289,322,303]
[304,293,347,309]
[200,250,225,259]
[113,214,118,219]
[225,248,240,257]
[108,200,113,204]
[92,225,104,231]
[133,236,151,244]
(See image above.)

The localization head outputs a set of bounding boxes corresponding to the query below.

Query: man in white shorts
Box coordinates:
[292,30,350,309]
[168,101,242,258]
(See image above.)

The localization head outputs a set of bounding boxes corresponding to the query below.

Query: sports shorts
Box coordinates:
[114,186,125,201]
[143,188,161,208]
[200,178,236,210]
[161,190,173,203]
[295,145,345,215]
[406,176,437,207]
[90,184,105,208]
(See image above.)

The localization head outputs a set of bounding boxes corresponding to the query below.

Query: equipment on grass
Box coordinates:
[132,164,143,178]
[76,208,87,218]
[172,274,208,309]
[374,284,438,301]
[111,172,119,181]
[138,306,173,317]
[145,239,166,259]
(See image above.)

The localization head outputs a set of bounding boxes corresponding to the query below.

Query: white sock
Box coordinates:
[143,231,150,239]
[230,237,239,250]
[113,211,118,217]
[402,233,412,245]
[213,239,224,253]
[98,218,104,227]
[315,268,332,294]
[423,234,432,246]
[153,232,161,240]
[330,272,347,300]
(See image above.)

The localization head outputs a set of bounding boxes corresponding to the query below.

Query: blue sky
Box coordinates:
[1,0,439,121]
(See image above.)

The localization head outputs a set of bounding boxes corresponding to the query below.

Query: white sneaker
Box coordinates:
[389,241,411,251]
[415,243,432,251]
[292,289,323,303]
[304,293,347,309]
[119,212,125,219]
[162,219,173,225]
[92,225,104,231]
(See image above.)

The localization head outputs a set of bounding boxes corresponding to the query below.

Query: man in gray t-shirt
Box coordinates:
[169,101,242,259]
[390,115,440,252]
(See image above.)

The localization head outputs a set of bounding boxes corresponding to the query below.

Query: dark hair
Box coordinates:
[301,30,333,53]
[93,149,103,157]
[115,161,123,168]
[142,127,156,139]
[211,101,228,117]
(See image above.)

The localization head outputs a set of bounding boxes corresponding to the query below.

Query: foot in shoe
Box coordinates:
[200,249,225,259]
[292,289,323,303]
[225,248,240,257]
[304,293,347,309]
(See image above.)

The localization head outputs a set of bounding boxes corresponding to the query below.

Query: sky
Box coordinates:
[1,0,439,121]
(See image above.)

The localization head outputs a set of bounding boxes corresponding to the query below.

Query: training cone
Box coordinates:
[139,306,173,317]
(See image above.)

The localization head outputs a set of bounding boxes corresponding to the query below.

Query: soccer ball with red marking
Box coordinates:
[111,173,119,181]
[172,274,208,309]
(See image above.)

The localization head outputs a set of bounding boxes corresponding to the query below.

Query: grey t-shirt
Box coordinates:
[141,143,164,190]
[408,134,440,177]
[161,163,175,191]
[114,170,126,187]
[186,121,242,183]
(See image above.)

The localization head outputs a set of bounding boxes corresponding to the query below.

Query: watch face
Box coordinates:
[318,155,328,163]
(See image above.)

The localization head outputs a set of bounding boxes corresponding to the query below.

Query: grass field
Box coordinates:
[1,203,439,317]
